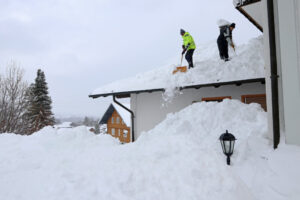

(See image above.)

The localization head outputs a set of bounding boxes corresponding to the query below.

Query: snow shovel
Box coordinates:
[172,54,187,74]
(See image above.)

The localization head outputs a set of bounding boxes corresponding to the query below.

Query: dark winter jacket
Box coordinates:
[218,26,233,46]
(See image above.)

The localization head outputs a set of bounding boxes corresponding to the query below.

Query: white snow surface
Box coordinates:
[91,37,265,97]
[54,122,72,128]
[217,19,231,27]
[233,0,244,6]
[1,100,300,200]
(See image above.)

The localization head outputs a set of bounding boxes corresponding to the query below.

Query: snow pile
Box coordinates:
[233,0,244,6]
[91,37,265,97]
[1,100,300,200]
[217,19,231,27]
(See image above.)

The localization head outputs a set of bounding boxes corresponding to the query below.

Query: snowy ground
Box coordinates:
[1,100,300,200]
[91,37,265,96]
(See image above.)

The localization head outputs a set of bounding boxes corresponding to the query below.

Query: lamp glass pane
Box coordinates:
[230,141,235,154]
[224,141,231,154]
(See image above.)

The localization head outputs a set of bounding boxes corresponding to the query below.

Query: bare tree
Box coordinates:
[0,62,29,134]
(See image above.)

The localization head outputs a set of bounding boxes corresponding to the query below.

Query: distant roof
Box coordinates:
[90,37,265,99]
[99,103,131,126]
[55,122,72,128]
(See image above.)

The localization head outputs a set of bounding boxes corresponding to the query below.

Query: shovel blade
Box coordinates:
[172,66,187,74]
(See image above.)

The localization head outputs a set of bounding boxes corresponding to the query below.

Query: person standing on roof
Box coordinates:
[217,23,235,62]
[180,29,196,69]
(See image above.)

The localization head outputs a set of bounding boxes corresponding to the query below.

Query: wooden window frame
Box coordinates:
[202,96,232,102]
[111,128,115,136]
[241,94,266,103]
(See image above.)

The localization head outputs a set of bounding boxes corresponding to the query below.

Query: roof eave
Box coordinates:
[89,77,265,99]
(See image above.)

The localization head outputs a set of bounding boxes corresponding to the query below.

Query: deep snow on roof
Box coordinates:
[113,103,131,127]
[100,103,131,127]
[91,37,265,96]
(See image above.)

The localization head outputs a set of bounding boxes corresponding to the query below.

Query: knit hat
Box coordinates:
[180,29,185,35]
[230,23,236,28]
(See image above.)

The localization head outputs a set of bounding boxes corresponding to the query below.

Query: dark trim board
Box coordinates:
[89,78,266,99]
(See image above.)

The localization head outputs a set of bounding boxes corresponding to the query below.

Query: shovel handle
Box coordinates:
[180,54,183,66]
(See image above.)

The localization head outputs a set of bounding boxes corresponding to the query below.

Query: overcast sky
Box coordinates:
[0,0,261,119]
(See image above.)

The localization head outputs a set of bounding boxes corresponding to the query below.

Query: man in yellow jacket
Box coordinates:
[180,29,196,69]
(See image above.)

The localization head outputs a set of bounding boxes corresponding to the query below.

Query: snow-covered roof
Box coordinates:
[54,122,72,128]
[233,0,260,7]
[90,37,265,97]
[113,103,131,127]
[99,103,131,127]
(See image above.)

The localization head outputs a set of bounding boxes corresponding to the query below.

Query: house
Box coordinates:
[54,122,73,129]
[234,0,300,147]
[90,35,266,141]
[99,103,131,143]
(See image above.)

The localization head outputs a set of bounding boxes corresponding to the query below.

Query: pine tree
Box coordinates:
[26,69,54,133]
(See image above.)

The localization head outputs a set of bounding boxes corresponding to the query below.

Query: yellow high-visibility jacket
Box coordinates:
[182,32,196,50]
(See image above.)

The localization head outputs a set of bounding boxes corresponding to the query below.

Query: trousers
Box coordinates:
[217,38,228,60]
[185,49,195,68]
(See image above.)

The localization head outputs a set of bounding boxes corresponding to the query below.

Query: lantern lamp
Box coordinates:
[219,130,236,165]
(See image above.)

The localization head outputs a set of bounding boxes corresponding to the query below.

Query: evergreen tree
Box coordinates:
[26,69,54,133]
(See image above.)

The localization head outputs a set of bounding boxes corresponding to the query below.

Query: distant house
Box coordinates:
[99,103,131,143]
[54,122,73,129]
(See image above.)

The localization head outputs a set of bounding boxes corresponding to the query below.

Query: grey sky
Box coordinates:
[0,0,261,118]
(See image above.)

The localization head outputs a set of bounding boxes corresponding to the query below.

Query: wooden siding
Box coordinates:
[202,96,232,102]
[107,110,131,143]
[241,94,267,111]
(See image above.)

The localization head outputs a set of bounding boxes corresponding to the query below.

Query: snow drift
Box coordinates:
[91,36,265,96]
[1,100,299,200]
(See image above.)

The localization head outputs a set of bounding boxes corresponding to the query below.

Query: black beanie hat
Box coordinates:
[230,23,236,28]
[180,29,185,34]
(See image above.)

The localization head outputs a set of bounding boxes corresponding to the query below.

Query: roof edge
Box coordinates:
[89,77,265,99]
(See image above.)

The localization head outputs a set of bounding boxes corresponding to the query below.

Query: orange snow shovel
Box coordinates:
[172,54,187,74]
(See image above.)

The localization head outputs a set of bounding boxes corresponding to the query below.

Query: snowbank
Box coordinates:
[0,100,299,200]
[91,37,265,96]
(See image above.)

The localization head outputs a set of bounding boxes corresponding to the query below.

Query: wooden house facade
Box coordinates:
[99,104,131,143]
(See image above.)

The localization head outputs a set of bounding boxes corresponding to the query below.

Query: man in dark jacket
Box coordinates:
[180,29,196,68]
[217,23,235,61]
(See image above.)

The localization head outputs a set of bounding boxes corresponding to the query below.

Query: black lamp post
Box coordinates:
[219,130,236,165]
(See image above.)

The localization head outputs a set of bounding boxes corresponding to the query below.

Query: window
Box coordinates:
[116,117,120,124]
[241,94,267,111]
[118,129,121,136]
[111,128,115,136]
[202,96,231,102]
[123,130,128,138]
[111,117,114,124]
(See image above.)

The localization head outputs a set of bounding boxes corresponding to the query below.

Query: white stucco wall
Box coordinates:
[131,82,266,139]
[275,0,300,145]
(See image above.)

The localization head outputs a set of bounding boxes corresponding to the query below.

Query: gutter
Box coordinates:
[267,0,280,149]
[89,78,265,99]
[113,95,135,142]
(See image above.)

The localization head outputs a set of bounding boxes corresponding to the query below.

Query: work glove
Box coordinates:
[231,44,235,51]
[182,48,186,55]
[182,45,185,49]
